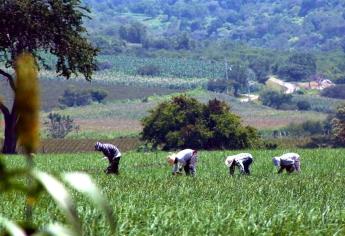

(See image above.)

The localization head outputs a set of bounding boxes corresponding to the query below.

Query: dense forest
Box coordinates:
[83,0,345,52]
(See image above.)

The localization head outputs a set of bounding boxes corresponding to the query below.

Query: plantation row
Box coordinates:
[0,138,141,154]
[1,149,344,235]
[99,55,226,79]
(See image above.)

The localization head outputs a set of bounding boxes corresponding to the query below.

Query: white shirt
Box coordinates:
[273,153,300,166]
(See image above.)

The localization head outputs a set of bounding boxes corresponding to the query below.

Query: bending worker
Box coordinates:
[272,152,301,174]
[95,142,122,175]
[167,149,198,176]
[225,153,253,176]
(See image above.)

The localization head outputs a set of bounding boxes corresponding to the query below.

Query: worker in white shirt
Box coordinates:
[272,153,301,174]
[167,149,198,176]
[224,153,254,176]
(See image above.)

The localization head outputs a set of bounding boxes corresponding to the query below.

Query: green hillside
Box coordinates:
[83,0,345,51]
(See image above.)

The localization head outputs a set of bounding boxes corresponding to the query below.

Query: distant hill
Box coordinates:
[83,0,345,51]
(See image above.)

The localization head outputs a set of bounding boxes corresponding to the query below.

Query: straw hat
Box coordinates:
[167,153,177,165]
[225,156,236,167]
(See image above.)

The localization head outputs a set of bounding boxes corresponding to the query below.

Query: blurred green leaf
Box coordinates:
[32,170,81,235]
[63,172,117,234]
[38,223,77,236]
[0,215,26,236]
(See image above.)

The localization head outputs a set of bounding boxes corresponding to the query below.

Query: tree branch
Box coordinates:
[0,69,15,92]
[0,100,10,118]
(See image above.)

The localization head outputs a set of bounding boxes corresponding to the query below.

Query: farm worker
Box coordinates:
[95,142,122,175]
[224,153,253,175]
[167,149,198,176]
[272,153,301,174]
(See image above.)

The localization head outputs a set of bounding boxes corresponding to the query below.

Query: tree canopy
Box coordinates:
[141,95,259,150]
[0,0,98,154]
[0,0,98,80]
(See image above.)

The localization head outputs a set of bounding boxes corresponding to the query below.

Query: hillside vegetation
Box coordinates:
[84,0,345,51]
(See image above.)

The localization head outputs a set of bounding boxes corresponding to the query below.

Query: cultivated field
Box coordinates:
[1,149,345,235]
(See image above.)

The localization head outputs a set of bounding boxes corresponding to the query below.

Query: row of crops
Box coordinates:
[99,55,227,79]
[1,149,345,235]
[2,137,141,154]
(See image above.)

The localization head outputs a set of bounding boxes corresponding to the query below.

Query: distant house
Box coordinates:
[297,78,335,90]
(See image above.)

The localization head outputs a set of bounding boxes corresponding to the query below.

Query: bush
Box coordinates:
[260,89,292,109]
[89,89,108,103]
[141,95,259,150]
[296,100,311,111]
[136,65,161,76]
[277,53,316,81]
[45,113,78,138]
[207,79,228,93]
[59,87,108,107]
[321,85,345,99]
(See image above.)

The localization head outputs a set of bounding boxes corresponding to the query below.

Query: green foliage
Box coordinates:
[332,103,345,146]
[206,79,227,93]
[226,61,249,97]
[321,85,345,99]
[89,89,108,103]
[0,0,98,80]
[277,53,317,82]
[260,90,292,109]
[119,22,147,44]
[59,87,107,107]
[141,95,259,150]
[45,113,78,139]
[2,150,345,234]
[84,0,345,51]
[296,100,311,111]
[136,65,161,77]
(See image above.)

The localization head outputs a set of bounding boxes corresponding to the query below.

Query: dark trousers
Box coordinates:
[105,157,121,175]
[243,158,253,175]
[278,164,295,174]
[183,160,195,176]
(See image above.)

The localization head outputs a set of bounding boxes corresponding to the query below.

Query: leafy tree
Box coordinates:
[249,56,272,84]
[45,113,78,139]
[119,22,147,44]
[227,61,249,97]
[89,89,108,103]
[0,0,98,153]
[260,90,292,109]
[207,79,228,93]
[141,95,259,150]
[332,104,345,146]
[277,53,317,82]
[321,85,345,99]
[296,100,311,111]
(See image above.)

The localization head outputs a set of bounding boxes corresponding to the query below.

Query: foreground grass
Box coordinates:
[1,149,345,235]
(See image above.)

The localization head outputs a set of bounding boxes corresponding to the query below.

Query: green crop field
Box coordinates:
[1,149,345,235]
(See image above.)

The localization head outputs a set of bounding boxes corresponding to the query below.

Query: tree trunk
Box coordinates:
[2,112,17,154]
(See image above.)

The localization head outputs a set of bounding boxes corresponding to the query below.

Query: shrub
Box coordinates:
[141,95,259,150]
[296,100,311,111]
[260,89,292,109]
[89,89,108,103]
[321,85,345,99]
[45,113,78,138]
[136,65,161,76]
[59,87,107,107]
[206,79,228,93]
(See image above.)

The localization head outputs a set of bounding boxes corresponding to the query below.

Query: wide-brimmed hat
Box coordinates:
[167,153,177,165]
[224,156,235,167]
